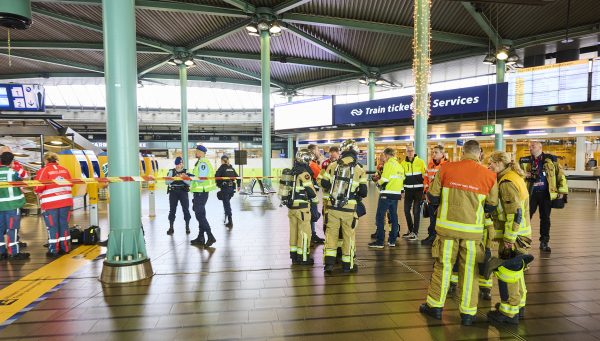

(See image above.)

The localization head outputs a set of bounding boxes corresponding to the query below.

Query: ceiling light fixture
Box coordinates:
[245,23,258,33]
[269,22,282,34]
[496,47,509,61]
[506,52,519,65]
[482,53,496,65]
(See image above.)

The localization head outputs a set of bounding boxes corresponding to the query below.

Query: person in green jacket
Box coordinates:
[0,152,30,260]
[190,145,217,247]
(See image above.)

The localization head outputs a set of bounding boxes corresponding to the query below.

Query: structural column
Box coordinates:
[495,60,506,151]
[368,82,376,173]
[261,29,271,181]
[100,0,152,283]
[576,135,586,172]
[180,64,189,167]
[413,0,431,161]
[287,136,294,159]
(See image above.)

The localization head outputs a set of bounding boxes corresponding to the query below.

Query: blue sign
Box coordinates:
[334,83,508,125]
[0,84,45,112]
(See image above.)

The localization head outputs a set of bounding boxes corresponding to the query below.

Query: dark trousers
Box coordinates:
[168,190,191,224]
[375,196,399,244]
[530,190,552,242]
[404,189,423,234]
[42,206,72,254]
[0,209,20,255]
[220,187,234,216]
[427,203,437,237]
[192,192,211,239]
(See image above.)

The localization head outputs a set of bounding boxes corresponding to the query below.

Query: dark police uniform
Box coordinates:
[215,163,240,228]
[166,167,191,234]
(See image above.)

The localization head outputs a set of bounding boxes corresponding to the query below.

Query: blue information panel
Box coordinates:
[0,84,45,112]
[334,83,507,125]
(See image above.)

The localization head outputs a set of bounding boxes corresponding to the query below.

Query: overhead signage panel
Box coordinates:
[334,83,508,125]
[0,84,45,112]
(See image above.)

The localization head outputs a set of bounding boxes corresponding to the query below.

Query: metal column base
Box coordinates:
[100,258,154,284]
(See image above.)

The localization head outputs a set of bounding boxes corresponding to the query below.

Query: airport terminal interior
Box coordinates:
[1,0,600,339]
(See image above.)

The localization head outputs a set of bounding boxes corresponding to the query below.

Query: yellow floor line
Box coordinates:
[0,245,101,324]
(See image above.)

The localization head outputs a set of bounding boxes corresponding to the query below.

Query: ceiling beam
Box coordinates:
[195,50,361,73]
[198,57,288,89]
[294,48,488,90]
[513,23,600,49]
[273,0,312,15]
[31,0,250,17]
[0,41,166,54]
[143,73,263,87]
[281,13,490,48]
[284,24,373,74]
[461,2,511,47]
[187,18,252,52]
[31,7,175,53]
[220,0,255,14]
[0,51,104,73]
[0,72,102,80]
[138,57,173,78]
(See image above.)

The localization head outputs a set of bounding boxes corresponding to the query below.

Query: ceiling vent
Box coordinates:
[449,0,556,5]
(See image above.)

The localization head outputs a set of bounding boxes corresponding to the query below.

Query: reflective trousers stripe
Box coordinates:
[460,240,477,315]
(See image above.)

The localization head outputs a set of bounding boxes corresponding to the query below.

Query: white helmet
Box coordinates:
[295,148,312,164]
[340,139,357,153]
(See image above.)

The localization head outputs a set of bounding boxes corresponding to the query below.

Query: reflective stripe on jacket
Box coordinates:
[34,162,73,210]
[0,166,25,211]
[429,154,499,240]
[519,153,568,200]
[493,169,531,243]
[400,155,426,190]
[190,157,217,192]
[424,158,447,192]
[378,157,404,195]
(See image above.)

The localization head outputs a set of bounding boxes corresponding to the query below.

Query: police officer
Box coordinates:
[190,145,217,247]
[166,156,191,235]
[400,145,426,241]
[519,141,568,252]
[419,140,498,326]
[369,147,404,248]
[487,151,533,324]
[320,140,367,273]
[286,149,317,265]
[215,154,240,228]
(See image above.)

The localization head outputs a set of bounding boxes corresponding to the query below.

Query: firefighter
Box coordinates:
[320,139,367,273]
[519,141,568,252]
[215,154,240,228]
[318,146,341,251]
[166,156,191,235]
[282,149,318,265]
[190,145,217,247]
[400,145,426,241]
[422,145,447,245]
[307,144,325,244]
[35,152,74,258]
[487,151,533,325]
[0,152,29,260]
[419,140,498,326]
[369,148,404,248]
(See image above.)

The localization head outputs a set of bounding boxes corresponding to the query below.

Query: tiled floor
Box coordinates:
[1,185,599,340]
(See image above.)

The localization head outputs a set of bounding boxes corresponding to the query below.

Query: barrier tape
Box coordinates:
[0,175,280,189]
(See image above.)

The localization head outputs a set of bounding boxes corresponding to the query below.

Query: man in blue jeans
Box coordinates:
[369,148,405,248]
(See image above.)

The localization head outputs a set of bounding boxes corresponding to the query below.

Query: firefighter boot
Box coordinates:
[342,262,358,273]
[419,304,442,320]
[205,232,217,247]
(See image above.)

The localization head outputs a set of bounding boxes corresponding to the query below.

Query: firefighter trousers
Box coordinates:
[324,209,357,269]
[495,238,530,317]
[427,235,481,316]
[288,208,311,261]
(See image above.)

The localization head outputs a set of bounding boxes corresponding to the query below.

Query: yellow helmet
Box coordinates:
[295,148,313,164]
[340,139,357,153]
